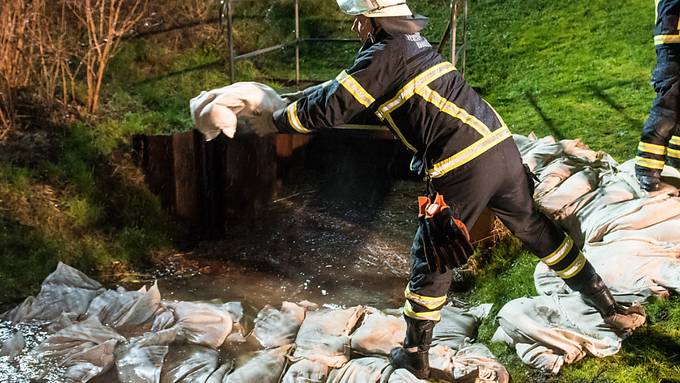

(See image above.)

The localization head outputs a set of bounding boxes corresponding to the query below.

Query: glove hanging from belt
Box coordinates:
[418,193,474,273]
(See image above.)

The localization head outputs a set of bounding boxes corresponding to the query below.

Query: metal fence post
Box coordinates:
[462,0,468,76]
[451,0,457,66]
[226,0,235,83]
[294,0,301,84]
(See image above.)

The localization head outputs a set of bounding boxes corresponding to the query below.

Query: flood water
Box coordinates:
[1,131,424,382]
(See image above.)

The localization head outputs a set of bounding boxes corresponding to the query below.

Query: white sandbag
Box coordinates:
[115,328,178,383]
[350,307,404,356]
[224,344,292,383]
[160,345,219,383]
[206,363,232,383]
[190,82,287,140]
[0,331,25,359]
[252,301,306,349]
[281,359,329,383]
[165,301,237,348]
[432,304,493,350]
[326,357,391,383]
[493,294,621,373]
[293,306,366,368]
[85,283,161,329]
[38,316,125,382]
[1,262,104,323]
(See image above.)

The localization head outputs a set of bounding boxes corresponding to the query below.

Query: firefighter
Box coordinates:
[250,0,646,378]
[636,0,680,191]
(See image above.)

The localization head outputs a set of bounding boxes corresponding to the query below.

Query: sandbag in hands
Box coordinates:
[189,82,287,140]
[418,193,474,273]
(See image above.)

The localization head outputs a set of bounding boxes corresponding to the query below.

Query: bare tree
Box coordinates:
[66,0,148,114]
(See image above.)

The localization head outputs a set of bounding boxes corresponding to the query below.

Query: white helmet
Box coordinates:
[336,0,413,18]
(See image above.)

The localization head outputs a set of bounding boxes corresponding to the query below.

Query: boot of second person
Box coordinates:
[635,165,661,192]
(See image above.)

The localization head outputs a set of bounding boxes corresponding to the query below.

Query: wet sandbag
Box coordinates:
[38,316,125,382]
[160,344,219,383]
[85,283,161,329]
[1,262,104,323]
[350,307,404,356]
[432,304,493,350]
[224,344,292,383]
[166,301,240,348]
[293,306,366,368]
[429,344,509,383]
[281,359,329,383]
[326,357,391,383]
[115,328,178,383]
[252,301,305,349]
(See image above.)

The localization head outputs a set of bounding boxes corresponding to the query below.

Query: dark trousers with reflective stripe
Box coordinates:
[405,138,596,320]
[637,43,680,171]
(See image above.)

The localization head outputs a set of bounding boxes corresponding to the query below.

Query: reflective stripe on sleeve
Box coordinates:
[416,85,492,136]
[556,252,588,279]
[636,156,666,170]
[286,101,312,134]
[428,127,512,178]
[541,236,573,266]
[638,141,667,156]
[403,301,441,321]
[336,70,376,108]
[404,284,447,310]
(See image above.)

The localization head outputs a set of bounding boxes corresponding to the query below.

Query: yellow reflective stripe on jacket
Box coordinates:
[556,252,587,279]
[655,34,680,45]
[377,62,457,117]
[636,156,666,170]
[336,70,376,108]
[383,113,418,152]
[403,301,441,321]
[428,127,512,178]
[416,85,492,136]
[670,136,680,146]
[638,141,667,156]
[668,147,680,159]
[286,101,312,134]
[404,285,446,310]
[541,236,573,266]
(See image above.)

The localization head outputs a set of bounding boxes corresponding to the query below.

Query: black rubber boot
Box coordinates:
[574,272,646,333]
[389,316,435,379]
[635,165,661,192]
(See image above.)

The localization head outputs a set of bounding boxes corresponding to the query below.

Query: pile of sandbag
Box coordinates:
[1,262,508,382]
[491,134,680,373]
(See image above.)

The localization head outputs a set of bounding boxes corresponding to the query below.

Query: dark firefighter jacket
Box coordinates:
[272,30,511,179]
[654,0,680,45]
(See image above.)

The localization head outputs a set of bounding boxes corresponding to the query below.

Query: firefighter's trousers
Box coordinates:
[403,139,598,321]
[637,43,680,173]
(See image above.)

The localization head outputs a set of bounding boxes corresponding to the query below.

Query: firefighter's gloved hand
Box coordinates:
[418,193,474,273]
[245,110,278,137]
[604,302,646,335]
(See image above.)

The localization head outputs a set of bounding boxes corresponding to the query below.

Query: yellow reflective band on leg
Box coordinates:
[556,252,588,279]
[336,70,376,108]
[670,136,680,146]
[541,236,573,266]
[378,62,457,116]
[655,34,680,45]
[403,301,441,321]
[404,284,447,310]
[636,156,666,170]
[668,147,680,159]
[416,85,492,136]
[286,101,312,134]
[428,127,512,178]
[638,141,667,156]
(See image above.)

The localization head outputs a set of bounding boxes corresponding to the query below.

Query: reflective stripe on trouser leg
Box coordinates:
[668,135,680,168]
[539,232,587,278]
[404,226,452,322]
[403,283,446,321]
